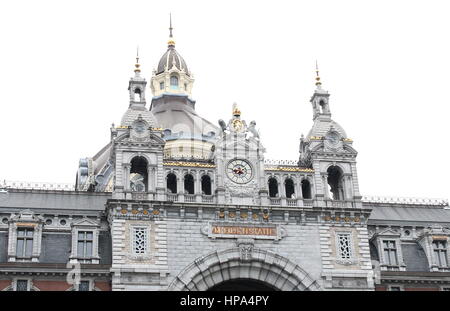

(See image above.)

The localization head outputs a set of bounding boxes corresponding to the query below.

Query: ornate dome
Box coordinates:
[120,108,158,128]
[156,45,190,76]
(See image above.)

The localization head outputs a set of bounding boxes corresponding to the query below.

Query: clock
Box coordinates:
[226,159,253,184]
[134,121,146,133]
[326,132,340,145]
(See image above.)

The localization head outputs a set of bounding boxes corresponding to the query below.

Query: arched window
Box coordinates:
[301,179,312,199]
[170,75,179,88]
[201,175,212,195]
[268,178,279,198]
[134,88,141,102]
[167,173,177,193]
[319,100,325,114]
[327,166,344,200]
[285,178,295,198]
[184,174,194,194]
[130,156,148,192]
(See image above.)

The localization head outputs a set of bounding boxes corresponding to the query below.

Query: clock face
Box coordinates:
[326,132,340,145]
[227,159,253,184]
[134,121,146,133]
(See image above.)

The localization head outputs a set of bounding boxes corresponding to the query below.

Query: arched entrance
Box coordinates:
[208,279,278,291]
[168,248,321,291]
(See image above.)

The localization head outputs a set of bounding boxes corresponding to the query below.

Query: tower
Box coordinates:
[150,15,194,98]
[148,15,218,161]
[128,49,147,109]
[214,104,267,205]
[299,64,361,207]
[110,56,166,200]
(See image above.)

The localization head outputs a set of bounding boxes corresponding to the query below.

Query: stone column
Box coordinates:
[322,174,329,199]
[123,163,131,192]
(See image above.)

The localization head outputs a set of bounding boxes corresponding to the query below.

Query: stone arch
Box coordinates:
[168,248,321,291]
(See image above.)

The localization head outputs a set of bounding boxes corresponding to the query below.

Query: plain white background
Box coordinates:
[0,0,448,199]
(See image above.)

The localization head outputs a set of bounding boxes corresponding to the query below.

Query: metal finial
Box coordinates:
[136,46,139,64]
[134,46,141,73]
[168,13,175,47]
[315,60,322,87]
[169,13,173,38]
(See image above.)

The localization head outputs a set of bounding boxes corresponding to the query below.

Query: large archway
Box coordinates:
[168,248,321,291]
[208,279,278,291]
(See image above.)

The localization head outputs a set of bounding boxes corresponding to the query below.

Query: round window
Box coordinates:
[60,219,67,226]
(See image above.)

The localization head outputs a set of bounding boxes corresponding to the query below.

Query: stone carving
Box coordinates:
[247,121,259,139]
[237,239,254,262]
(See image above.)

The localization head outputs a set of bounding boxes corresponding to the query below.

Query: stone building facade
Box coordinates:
[0,26,449,291]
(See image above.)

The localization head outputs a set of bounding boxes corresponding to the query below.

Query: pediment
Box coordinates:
[11,209,43,223]
[72,217,100,227]
[373,228,401,238]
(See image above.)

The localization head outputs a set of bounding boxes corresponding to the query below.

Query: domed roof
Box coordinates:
[120,107,158,128]
[157,46,190,76]
[307,118,347,140]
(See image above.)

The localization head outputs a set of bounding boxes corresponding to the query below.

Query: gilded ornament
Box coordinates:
[229,212,236,218]
[152,210,160,215]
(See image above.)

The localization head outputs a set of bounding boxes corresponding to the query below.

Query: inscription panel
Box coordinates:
[201,223,286,240]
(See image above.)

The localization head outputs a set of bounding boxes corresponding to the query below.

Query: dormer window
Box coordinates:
[170,75,179,89]
[16,228,34,259]
[70,218,100,264]
[433,240,448,267]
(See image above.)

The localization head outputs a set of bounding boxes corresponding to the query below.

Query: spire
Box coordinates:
[315,60,322,88]
[168,13,175,48]
[134,46,141,74]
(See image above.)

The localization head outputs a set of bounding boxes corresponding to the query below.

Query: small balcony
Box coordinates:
[167,193,179,202]
[202,195,214,203]
[184,194,196,203]
[286,198,298,207]
[269,198,281,205]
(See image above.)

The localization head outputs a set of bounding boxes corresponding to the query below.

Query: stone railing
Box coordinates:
[269,198,281,205]
[362,195,449,207]
[303,199,313,207]
[264,159,299,166]
[202,195,214,203]
[167,193,179,202]
[184,194,196,203]
[286,198,298,207]
[1,180,75,191]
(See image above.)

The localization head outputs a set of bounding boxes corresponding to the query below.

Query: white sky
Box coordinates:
[0,0,448,199]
